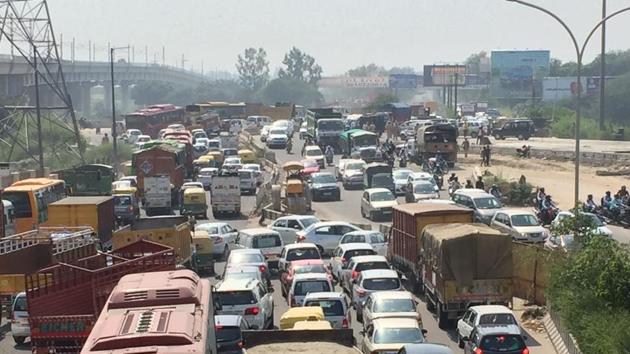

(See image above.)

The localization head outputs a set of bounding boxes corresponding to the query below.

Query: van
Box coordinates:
[233,228,284,269]
[451,189,503,224]
[3,199,16,237]
[9,292,29,344]
[247,115,272,128]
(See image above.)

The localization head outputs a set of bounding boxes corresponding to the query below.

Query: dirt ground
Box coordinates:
[456,153,630,210]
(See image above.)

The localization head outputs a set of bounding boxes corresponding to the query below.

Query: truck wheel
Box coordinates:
[437,302,449,330]
[13,336,25,345]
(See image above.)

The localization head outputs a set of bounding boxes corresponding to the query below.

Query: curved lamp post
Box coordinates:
[506,0,630,206]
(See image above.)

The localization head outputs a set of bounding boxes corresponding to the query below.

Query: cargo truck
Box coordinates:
[44,196,115,248]
[211,171,241,217]
[306,108,344,148]
[133,143,185,205]
[419,223,512,329]
[58,164,114,196]
[26,240,176,354]
[143,175,173,216]
[243,327,357,354]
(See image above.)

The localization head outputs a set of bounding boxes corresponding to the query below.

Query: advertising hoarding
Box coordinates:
[542,76,615,102]
[389,74,420,89]
[423,65,466,86]
[490,50,550,100]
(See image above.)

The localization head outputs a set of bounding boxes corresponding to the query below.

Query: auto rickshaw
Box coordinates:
[206,150,224,164]
[180,187,208,219]
[112,181,139,199]
[279,307,326,329]
[113,192,140,225]
[238,149,256,163]
[193,157,211,175]
[191,230,215,275]
[290,320,333,330]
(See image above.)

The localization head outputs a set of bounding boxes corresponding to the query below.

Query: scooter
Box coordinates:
[433,173,443,190]
[325,153,334,166]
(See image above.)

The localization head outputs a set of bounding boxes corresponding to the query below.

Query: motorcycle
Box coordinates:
[448,180,461,197]
[286,140,293,154]
[325,152,334,166]
[535,207,558,226]
[433,173,443,190]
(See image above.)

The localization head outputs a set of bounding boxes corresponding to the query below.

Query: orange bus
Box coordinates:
[3,178,66,233]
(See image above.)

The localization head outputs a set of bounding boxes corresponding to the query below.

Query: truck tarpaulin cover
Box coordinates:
[421,223,512,286]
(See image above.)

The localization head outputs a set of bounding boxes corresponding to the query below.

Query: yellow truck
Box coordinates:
[113,216,193,267]
[191,230,214,275]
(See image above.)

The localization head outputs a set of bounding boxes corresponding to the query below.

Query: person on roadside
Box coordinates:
[462,138,470,158]
[618,185,629,199]
[477,126,484,145]
[465,179,474,189]
[101,133,110,144]
[584,194,598,213]
[601,191,613,208]
[489,184,502,199]
[536,187,547,209]
[475,176,485,190]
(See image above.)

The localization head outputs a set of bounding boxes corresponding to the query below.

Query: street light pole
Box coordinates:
[110,46,130,174]
[600,0,606,130]
[506,0,630,206]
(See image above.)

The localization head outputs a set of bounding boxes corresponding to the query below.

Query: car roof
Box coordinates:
[216,278,260,291]
[312,172,335,178]
[370,290,414,301]
[225,265,261,273]
[411,180,433,187]
[197,222,227,228]
[500,209,536,217]
[409,172,432,178]
[366,188,392,194]
[373,317,419,329]
[454,188,491,196]
[339,243,374,251]
[277,214,318,221]
[400,343,453,354]
[310,221,358,229]
[230,248,264,255]
[239,228,280,236]
[469,305,513,315]
[290,259,324,266]
[360,269,398,279]
[284,242,318,250]
[343,230,382,237]
[303,292,345,301]
[350,255,388,263]
[475,323,522,336]
[215,315,244,327]
[243,164,260,168]
[293,272,330,281]
[305,145,322,151]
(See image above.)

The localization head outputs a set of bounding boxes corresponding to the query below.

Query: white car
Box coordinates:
[224,249,271,284]
[360,188,398,221]
[297,221,362,256]
[207,138,222,151]
[277,242,322,272]
[405,181,440,203]
[338,231,388,257]
[330,243,377,280]
[269,214,320,243]
[288,272,333,307]
[237,169,258,195]
[196,222,238,258]
[221,265,270,293]
[272,119,294,137]
[352,269,403,321]
[232,228,284,269]
[266,127,289,148]
[299,121,308,139]
[304,145,325,168]
[260,125,272,142]
[195,137,210,147]
[134,134,151,149]
[456,305,518,348]
[303,292,352,329]
[340,255,391,294]
[341,159,367,189]
[407,172,439,193]
[362,291,421,332]
[125,129,142,144]
[197,167,218,190]
[243,163,264,184]
[214,278,274,330]
[9,292,29,345]
[491,209,548,243]
[393,169,413,196]
[182,181,204,191]
[551,211,613,238]
[362,318,425,354]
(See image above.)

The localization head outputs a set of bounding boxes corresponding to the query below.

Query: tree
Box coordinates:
[465,51,488,74]
[235,47,270,92]
[388,67,416,75]
[278,47,322,85]
[347,63,387,77]
[255,78,323,107]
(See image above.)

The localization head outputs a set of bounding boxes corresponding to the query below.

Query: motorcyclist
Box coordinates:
[601,191,612,208]
[584,194,597,213]
[536,188,546,209]
[489,184,502,199]
[609,194,624,218]
[448,173,457,183]
[450,176,462,194]
[475,176,485,190]
[618,186,629,199]
[399,153,407,168]
[541,195,558,224]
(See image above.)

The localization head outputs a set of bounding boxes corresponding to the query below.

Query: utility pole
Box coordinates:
[127,45,131,63]
[454,73,459,114]
[162,46,165,65]
[34,45,44,175]
[145,46,148,64]
[110,48,118,172]
[59,33,63,59]
[599,0,606,130]
[71,37,75,62]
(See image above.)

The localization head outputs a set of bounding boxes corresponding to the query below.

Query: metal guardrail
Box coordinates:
[549,303,583,354]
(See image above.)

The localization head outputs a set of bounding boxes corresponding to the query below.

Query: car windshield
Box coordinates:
[312,174,336,184]
[303,160,318,168]
[306,148,323,157]
[371,191,395,202]
[374,328,423,344]
[286,248,320,261]
[224,271,259,282]
[294,280,331,295]
[480,335,525,351]
[510,214,539,227]
[318,120,344,130]
[372,175,392,186]
[114,196,132,206]
[479,314,517,325]
[252,234,282,248]
[229,253,264,264]
[414,183,435,194]
[294,264,327,274]
[363,278,400,290]
[270,129,285,135]
[300,217,319,229]
[393,170,411,180]
[346,163,365,171]
[197,225,219,234]
[13,296,27,312]
[238,171,252,179]
[341,234,366,243]
[344,249,376,260]
[216,326,242,343]
[373,298,415,313]
[216,291,256,306]
[355,261,389,272]
[474,196,501,209]
[305,300,344,316]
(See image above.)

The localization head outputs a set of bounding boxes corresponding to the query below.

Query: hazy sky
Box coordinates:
[48,0,630,75]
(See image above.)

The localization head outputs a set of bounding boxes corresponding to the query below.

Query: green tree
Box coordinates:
[235,47,270,92]
[347,63,387,77]
[598,72,630,123]
[255,78,323,107]
[278,47,322,85]
[130,81,173,106]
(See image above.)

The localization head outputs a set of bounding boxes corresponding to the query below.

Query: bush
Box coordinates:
[482,173,533,206]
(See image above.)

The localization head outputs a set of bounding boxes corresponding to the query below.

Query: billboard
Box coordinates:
[490,50,550,100]
[341,76,389,88]
[542,76,615,102]
[423,65,466,86]
[389,74,421,89]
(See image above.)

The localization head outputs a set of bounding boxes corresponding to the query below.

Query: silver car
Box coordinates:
[303,292,352,329]
[352,269,402,322]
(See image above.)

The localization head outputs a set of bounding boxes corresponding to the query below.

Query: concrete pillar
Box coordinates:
[120,82,130,113]
[67,83,82,113]
[103,81,112,116]
[81,83,92,117]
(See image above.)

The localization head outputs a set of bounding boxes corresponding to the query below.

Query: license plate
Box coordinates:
[266,254,278,260]
[323,192,332,196]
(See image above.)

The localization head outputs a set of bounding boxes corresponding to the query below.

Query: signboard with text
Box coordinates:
[423,65,466,86]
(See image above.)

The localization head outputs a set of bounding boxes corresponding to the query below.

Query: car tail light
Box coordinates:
[342,318,349,329]
[473,349,483,354]
[127,206,133,211]
[244,307,260,315]
[214,324,223,330]
[259,265,267,273]
[522,349,529,354]
[352,270,359,279]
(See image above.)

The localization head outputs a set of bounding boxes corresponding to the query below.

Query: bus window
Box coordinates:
[3,192,32,218]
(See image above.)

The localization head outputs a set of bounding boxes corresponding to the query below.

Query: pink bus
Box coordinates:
[80,269,216,353]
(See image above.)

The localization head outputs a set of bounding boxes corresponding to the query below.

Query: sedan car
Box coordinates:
[280,259,332,297]
[361,188,398,221]
[552,211,613,238]
[303,292,352,329]
[288,273,333,307]
[393,169,413,196]
[215,315,249,354]
[338,231,388,257]
[310,172,341,201]
[491,209,548,243]
[352,269,403,321]
[266,127,289,148]
[330,243,377,280]
[341,255,391,294]
[269,215,320,243]
[242,163,264,184]
[407,172,439,193]
[304,145,325,168]
[544,234,576,252]
[301,159,320,177]
[278,242,322,272]
[196,222,239,259]
[297,221,362,256]
[405,181,440,203]
[362,318,425,354]
[362,291,421,332]
[224,249,271,285]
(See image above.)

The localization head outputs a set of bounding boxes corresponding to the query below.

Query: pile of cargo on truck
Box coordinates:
[306,108,344,148]
[57,164,114,196]
[389,204,512,329]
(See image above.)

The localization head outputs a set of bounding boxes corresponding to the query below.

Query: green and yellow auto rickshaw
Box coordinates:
[180,187,207,219]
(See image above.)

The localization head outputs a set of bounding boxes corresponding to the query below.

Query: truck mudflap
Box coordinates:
[29,314,96,354]
[242,329,355,348]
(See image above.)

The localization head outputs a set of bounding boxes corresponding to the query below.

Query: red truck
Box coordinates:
[26,239,177,354]
[133,144,186,199]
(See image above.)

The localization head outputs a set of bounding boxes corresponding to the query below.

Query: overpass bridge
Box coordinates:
[0,55,210,115]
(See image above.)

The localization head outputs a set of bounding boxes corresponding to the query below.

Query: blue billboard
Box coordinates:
[490,50,550,100]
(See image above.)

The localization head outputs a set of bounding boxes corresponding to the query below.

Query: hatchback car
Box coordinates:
[405,181,440,203]
[393,169,413,196]
[451,189,503,224]
[491,209,547,243]
[195,222,238,259]
[224,249,271,285]
[463,324,528,354]
[215,315,249,354]
[310,172,341,201]
[288,273,333,307]
[303,292,352,329]
[330,243,377,280]
[361,188,398,221]
[362,291,421,332]
[232,228,284,269]
[338,230,388,257]
[278,242,322,272]
[269,215,320,243]
[352,269,402,321]
[304,145,326,168]
[9,292,29,345]
[281,259,333,297]
[242,163,264,184]
[297,221,362,256]
[362,318,426,354]
[456,305,518,348]
[214,278,274,330]
[340,255,391,294]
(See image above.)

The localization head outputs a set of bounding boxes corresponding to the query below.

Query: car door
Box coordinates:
[492,213,509,234]
[285,219,304,243]
[222,224,238,244]
[258,283,273,324]
[341,260,355,291]
[463,310,477,338]
[362,325,375,354]
[361,192,369,215]
[271,219,291,241]
[232,233,247,251]
[362,296,374,329]
[458,309,474,339]
[351,274,364,305]
[369,233,388,257]
[331,247,344,279]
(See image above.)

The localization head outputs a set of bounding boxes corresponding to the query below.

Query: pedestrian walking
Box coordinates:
[477,127,484,145]
[462,138,470,158]
[480,145,488,166]
[463,121,469,138]
[486,145,492,166]
[385,121,392,141]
